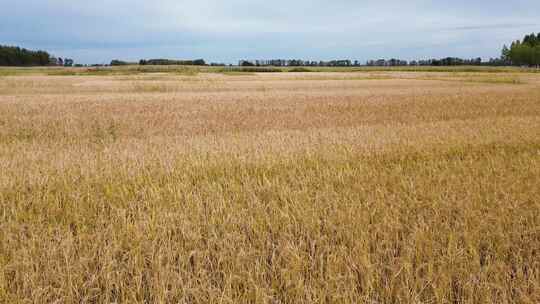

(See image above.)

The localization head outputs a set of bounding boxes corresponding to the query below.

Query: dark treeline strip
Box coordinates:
[369,57,491,67]
[139,59,206,66]
[238,57,501,68]
[0,45,51,66]
[0,45,74,67]
[239,59,355,67]
[110,60,130,66]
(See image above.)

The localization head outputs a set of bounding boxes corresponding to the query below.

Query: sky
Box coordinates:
[1,0,539,64]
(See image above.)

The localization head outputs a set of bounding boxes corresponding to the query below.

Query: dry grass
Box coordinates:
[1,71,539,303]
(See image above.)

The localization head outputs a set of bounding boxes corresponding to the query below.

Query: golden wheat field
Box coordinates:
[0,69,539,303]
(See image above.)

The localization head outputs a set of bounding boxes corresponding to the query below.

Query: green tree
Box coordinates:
[501,45,510,62]
[534,45,540,67]
[111,60,128,66]
[0,45,53,66]
[506,33,540,67]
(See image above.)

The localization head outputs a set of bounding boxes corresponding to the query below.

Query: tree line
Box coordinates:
[0,45,75,66]
[0,45,51,66]
[240,57,488,67]
[502,32,540,67]
[138,59,206,66]
[239,59,356,67]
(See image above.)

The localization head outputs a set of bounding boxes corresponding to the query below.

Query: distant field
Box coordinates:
[1,70,539,303]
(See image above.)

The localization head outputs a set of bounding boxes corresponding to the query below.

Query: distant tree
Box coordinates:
[64,58,74,67]
[191,59,206,66]
[501,45,511,62]
[534,45,540,67]
[523,33,538,46]
[506,33,540,67]
[111,60,128,66]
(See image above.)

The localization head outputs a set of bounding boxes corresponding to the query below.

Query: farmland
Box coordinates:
[1,68,539,303]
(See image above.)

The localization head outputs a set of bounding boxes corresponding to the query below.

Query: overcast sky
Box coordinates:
[1,0,539,64]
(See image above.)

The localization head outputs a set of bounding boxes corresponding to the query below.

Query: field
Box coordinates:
[1,68,539,303]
